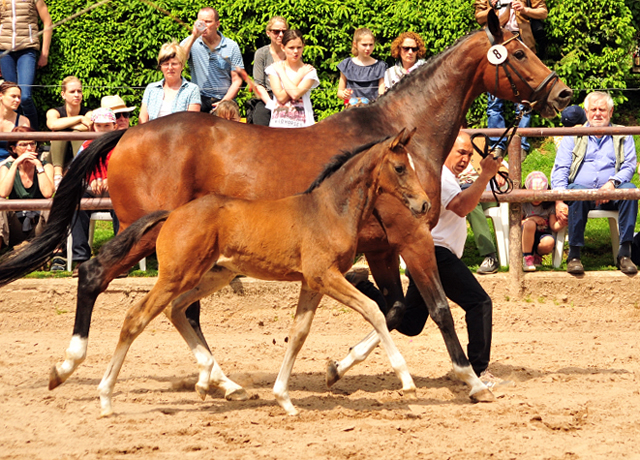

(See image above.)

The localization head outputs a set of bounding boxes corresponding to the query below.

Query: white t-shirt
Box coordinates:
[265,64,319,128]
[431,166,468,258]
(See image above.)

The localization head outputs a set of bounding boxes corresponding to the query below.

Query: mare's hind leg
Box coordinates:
[318,272,416,398]
[273,287,323,415]
[98,283,179,417]
[50,234,157,390]
[164,266,248,402]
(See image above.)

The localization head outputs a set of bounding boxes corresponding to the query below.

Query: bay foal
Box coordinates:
[97,129,434,416]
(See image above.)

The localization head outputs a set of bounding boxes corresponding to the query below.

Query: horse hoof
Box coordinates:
[99,409,114,418]
[402,387,418,400]
[195,383,208,401]
[326,360,341,387]
[49,365,65,390]
[470,388,495,403]
[225,387,249,401]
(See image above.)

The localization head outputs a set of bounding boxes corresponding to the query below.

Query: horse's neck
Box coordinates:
[312,152,381,230]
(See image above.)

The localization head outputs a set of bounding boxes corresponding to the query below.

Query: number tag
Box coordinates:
[487,45,508,65]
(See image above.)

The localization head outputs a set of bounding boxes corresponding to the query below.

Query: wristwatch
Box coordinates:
[36,166,45,174]
[609,178,621,187]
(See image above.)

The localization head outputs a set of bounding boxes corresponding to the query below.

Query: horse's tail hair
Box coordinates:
[0,129,127,286]
[97,211,169,268]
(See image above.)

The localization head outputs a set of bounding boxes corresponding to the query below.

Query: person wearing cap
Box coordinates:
[100,95,135,130]
[551,91,638,275]
[554,105,587,150]
[63,108,119,273]
[521,171,564,271]
[139,40,201,123]
[180,7,244,113]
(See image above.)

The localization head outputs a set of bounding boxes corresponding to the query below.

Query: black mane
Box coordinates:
[303,136,390,194]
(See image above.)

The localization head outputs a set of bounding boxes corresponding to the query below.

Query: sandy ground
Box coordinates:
[1,273,640,460]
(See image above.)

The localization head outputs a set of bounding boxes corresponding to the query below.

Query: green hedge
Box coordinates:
[32,0,637,128]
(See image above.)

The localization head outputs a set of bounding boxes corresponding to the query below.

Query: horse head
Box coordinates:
[483,9,572,118]
[378,128,431,217]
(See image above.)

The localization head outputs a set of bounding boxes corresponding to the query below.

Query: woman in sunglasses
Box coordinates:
[383,32,427,90]
[139,40,201,123]
[0,126,53,251]
[337,28,386,107]
[251,16,289,126]
[46,76,92,187]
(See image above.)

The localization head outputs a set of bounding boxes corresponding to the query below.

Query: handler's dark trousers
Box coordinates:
[567,182,638,248]
[356,245,493,377]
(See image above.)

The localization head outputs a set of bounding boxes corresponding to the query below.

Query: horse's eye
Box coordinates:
[395,165,406,174]
[514,50,526,60]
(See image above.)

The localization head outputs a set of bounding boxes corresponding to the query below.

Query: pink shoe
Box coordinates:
[523,255,536,272]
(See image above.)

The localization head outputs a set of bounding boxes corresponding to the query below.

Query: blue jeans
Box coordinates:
[487,93,531,152]
[0,49,39,129]
[567,182,638,248]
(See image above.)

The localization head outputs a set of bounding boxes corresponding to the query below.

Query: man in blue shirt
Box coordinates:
[551,91,638,275]
[181,7,244,113]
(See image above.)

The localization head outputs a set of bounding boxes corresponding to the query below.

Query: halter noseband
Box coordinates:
[484,27,559,111]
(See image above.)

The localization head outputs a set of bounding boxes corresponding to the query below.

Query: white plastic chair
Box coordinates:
[66,212,146,272]
[484,202,510,267]
[552,210,619,268]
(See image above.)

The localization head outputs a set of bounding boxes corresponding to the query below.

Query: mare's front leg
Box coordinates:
[165,266,248,402]
[272,286,323,415]
[49,237,156,390]
[319,272,416,398]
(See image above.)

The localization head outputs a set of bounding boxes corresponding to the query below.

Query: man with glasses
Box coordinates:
[475,0,548,157]
[100,95,135,130]
[181,7,244,113]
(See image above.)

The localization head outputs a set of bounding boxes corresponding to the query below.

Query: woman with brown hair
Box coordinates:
[0,81,30,163]
[0,126,53,250]
[383,32,427,90]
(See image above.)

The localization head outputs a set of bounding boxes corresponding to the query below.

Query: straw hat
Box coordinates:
[101,95,136,113]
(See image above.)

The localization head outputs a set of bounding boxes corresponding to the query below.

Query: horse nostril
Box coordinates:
[559,89,573,100]
[421,201,429,214]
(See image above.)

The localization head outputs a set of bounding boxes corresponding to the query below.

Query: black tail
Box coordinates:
[97,210,169,268]
[0,129,127,286]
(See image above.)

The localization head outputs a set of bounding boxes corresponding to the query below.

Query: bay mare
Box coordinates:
[97,130,432,417]
[0,12,571,401]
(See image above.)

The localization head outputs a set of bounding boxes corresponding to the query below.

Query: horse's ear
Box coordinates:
[391,127,417,150]
[487,8,503,42]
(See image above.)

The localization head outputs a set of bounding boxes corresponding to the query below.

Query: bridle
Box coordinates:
[485,28,559,112]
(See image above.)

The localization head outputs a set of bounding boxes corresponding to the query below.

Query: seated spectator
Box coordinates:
[551,91,638,275]
[139,41,201,123]
[554,105,587,150]
[251,16,289,125]
[46,76,92,187]
[337,28,386,107]
[57,109,119,273]
[0,82,31,163]
[213,100,241,121]
[0,126,53,251]
[383,32,427,90]
[101,95,136,130]
[521,171,565,271]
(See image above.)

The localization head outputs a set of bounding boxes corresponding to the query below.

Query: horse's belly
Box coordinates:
[216,256,303,283]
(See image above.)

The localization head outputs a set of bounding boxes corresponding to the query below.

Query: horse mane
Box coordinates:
[303,136,390,194]
[377,30,481,102]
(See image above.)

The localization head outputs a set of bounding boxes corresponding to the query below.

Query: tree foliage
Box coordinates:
[31,0,638,128]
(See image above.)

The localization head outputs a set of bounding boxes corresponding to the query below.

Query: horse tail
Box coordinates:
[0,129,126,286]
[98,211,169,268]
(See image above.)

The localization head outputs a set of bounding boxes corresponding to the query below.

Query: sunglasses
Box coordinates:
[115,112,131,119]
[402,46,419,52]
[270,29,286,35]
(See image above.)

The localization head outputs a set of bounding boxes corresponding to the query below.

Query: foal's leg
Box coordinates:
[164,266,248,401]
[272,287,323,415]
[98,284,178,417]
[319,272,416,397]
[50,235,157,390]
